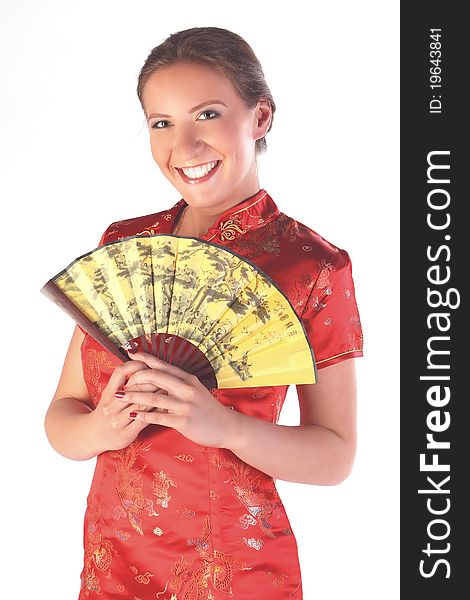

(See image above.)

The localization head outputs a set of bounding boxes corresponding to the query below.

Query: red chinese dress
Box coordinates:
[78,188,363,599]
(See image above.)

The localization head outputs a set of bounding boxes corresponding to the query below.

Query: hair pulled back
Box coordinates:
[137,27,276,155]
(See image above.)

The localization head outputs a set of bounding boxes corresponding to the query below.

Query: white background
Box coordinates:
[0,1,399,598]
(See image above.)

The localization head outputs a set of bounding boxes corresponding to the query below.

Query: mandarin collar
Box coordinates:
[169,188,279,242]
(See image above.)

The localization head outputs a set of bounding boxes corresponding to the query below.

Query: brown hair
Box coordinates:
[137,26,276,156]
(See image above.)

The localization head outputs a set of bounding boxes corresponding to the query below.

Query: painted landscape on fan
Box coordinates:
[41,235,317,389]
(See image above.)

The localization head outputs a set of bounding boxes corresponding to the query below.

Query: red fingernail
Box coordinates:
[129,411,137,418]
[115,391,125,399]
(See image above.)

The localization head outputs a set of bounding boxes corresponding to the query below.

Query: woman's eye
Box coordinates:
[151,120,170,129]
[150,111,218,130]
[198,110,219,120]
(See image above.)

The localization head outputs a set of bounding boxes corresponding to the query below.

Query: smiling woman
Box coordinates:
[44,26,363,600]
[140,60,273,237]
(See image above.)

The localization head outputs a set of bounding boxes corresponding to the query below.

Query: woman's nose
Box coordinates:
[173,125,204,163]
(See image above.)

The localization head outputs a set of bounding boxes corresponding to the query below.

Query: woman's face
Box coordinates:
[141,61,269,211]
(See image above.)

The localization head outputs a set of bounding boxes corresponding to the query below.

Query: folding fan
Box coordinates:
[41,234,317,389]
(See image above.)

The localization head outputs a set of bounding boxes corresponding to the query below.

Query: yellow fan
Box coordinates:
[41,234,317,389]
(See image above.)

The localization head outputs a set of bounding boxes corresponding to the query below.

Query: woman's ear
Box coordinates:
[254,98,272,140]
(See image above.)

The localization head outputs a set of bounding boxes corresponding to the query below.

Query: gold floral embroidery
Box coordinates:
[176,506,196,520]
[110,442,157,535]
[238,513,257,529]
[155,582,171,598]
[264,571,290,589]
[166,515,252,599]
[272,573,289,588]
[210,453,281,538]
[315,261,334,290]
[231,215,289,258]
[218,218,246,241]
[151,470,178,508]
[114,218,162,237]
[298,271,314,290]
[130,565,154,584]
[175,454,195,462]
[81,507,115,596]
[286,272,316,314]
[81,569,101,596]
[242,536,264,550]
[83,348,114,405]
[280,215,300,243]
[135,228,158,236]
[136,572,154,584]
[113,528,130,542]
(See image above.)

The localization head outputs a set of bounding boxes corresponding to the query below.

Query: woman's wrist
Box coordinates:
[82,408,108,458]
[45,397,103,461]
[221,407,247,453]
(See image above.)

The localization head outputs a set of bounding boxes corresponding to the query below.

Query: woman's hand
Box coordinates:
[120,350,239,449]
[89,358,155,452]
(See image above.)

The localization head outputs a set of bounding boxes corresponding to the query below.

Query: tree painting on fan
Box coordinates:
[41,234,317,389]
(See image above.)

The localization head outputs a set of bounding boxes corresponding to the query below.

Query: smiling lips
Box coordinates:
[176,160,221,184]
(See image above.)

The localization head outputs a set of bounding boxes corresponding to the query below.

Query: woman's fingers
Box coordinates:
[124,381,167,394]
[116,351,235,448]
[128,410,172,426]
[88,356,176,453]
[126,363,195,399]
[108,359,149,393]
[127,351,194,384]
[116,390,177,413]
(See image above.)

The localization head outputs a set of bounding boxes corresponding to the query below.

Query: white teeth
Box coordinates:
[181,160,218,179]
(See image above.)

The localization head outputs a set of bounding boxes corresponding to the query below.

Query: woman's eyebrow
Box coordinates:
[147,99,228,121]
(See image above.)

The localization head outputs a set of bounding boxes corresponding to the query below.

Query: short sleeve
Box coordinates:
[300,249,363,369]
[76,225,110,336]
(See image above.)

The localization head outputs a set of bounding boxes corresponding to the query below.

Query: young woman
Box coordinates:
[45,26,363,599]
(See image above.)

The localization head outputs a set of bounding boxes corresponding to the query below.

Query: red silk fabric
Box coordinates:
[78,188,363,598]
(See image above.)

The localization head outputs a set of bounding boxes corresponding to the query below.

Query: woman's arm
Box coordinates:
[121,352,357,485]
[44,326,150,460]
[227,359,357,485]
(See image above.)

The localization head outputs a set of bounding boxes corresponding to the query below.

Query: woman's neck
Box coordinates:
[178,184,261,237]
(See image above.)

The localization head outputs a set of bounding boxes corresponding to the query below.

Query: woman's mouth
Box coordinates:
[176,160,221,184]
